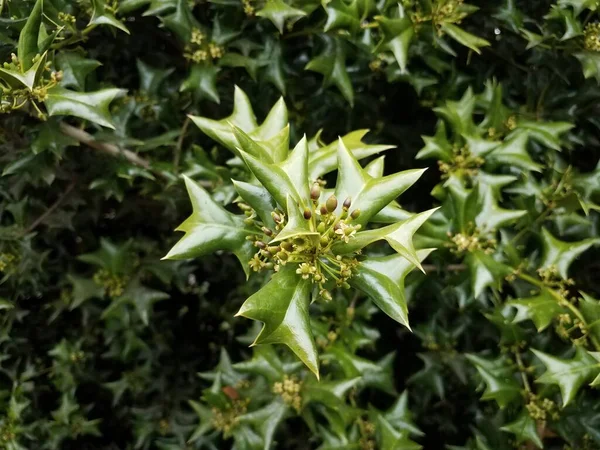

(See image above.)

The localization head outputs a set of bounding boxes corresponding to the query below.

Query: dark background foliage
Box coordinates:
[2,0,600,449]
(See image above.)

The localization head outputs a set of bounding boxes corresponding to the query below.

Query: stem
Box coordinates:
[22,181,76,236]
[514,348,531,393]
[59,123,212,188]
[510,208,553,245]
[516,272,600,351]
[173,116,191,174]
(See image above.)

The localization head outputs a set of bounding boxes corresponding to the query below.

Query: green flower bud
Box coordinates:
[320,289,333,301]
[326,195,338,212]
[277,251,288,261]
[281,241,294,252]
[267,246,280,254]
[244,217,254,225]
[310,183,321,200]
[350,209,361,219]
[320,236,330,247]
[317,222,326,233]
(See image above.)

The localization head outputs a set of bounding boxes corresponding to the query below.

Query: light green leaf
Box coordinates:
[334,139,426,227]
[440,23,490,54]
[90,0,131,34]
[17,0,43,70]
[163,176,255,278]
[500,409,543,448]
[189,86,288,159]
[45,87,126,129]
[540,227,600,279]
[350,249,433,328]
[56,53,102,91]
[323,0,360,33]
[509,289,565,332]
[256,0,306,33]
[235,266,319,378]
[308,129,393,179]
[375,7,414,73]
[466,354,521,408]
[532,347,600,405]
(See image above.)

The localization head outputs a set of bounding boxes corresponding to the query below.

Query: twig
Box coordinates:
[422,264,467,273]
[60,122,156,171]
[59,122,214,188]
[173,116,191,174]
[23,180,76,235]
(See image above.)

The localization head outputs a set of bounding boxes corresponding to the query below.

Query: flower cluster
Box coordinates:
[272,375,303,412]
[183,28,223,63]
[356,416,376,450]
[244,184,363,301]
[0,53,62,118]
[211,398,250,436]
[93,269,129,298]
[584,23,600,52]
[448,229,497,254]
[0,253,16,272]
[526,394,559,421]
[437,144,485,179]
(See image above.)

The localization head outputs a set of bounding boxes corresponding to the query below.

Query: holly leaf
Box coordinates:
[45,87,126,129]
[56,53,102,91]
[163,176,256,278]
[334,139,426,227]
[440,23,490,54]
[235,266,319,378]
[325,346,396,394]
[17,0,43,70]
[67,274,105,309]
[508,289,565,332]
[500,409,543,448]
[532,347,600,405]
[465,250,511,297]
[557,0,598,16]
[256,0,306,34]
[466,354,521,408]
[375,6,414,73]
[540,227,600,279]
[233,345,287,382]
[308,130,394,180]
[89,0,130,34]
[306,36,354,106]
[375,413,422,450]
[384,391,423,437]
[238,400,288,450]
[487,131,542,172]
[575,51,600,83]
[181,64,220,104]
[323,0,360,33]
[580,292,600,343]
[350,249,433,328]
[189,86,288,159]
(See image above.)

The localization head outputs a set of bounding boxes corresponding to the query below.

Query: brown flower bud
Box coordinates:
[320,204,328,216]
[262,227,273,236]
[303,208,312,220]
[255,241,266,249]
[343,197,351,210]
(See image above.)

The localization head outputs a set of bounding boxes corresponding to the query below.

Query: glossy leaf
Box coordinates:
[45,87,126,129]
[236,266,319,377]
[163,176,255,278]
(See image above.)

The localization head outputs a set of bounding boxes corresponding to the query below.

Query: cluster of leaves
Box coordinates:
[1,0,600,449]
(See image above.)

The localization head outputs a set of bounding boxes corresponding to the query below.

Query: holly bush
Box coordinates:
[2,0,600,449]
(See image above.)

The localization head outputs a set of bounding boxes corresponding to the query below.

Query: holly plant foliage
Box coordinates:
[4,0,600,449]
[165,92,433,377]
